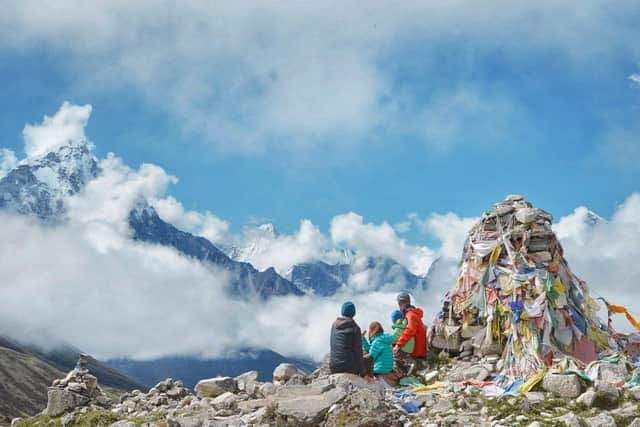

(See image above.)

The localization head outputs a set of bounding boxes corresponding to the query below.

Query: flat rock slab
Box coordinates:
[273,387,346,426]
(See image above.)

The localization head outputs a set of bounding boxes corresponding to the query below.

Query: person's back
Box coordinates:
[367,332,394,375]
[329,301,363,375]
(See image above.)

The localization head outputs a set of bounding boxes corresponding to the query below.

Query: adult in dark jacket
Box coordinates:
[329,301,364,375]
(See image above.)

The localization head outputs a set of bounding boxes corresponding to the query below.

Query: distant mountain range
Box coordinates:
[225,225,430,296]
[106,349,317,389]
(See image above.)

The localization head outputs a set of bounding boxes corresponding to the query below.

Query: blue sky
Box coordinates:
[0,2,638,243]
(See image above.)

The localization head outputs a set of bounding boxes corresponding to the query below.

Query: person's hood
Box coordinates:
[335,316,358,330]
[371,333,394,345]
[406,307,424,320]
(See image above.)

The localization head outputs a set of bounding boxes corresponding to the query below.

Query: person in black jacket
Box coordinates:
[329,301,365,376]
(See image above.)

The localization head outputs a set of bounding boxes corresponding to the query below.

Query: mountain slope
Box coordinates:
[0,142,304,300]
[129,204,304,299]
[0,340,63,418]
[0,335,143,419]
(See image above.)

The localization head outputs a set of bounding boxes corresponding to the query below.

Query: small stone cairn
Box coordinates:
[45,353,110,416]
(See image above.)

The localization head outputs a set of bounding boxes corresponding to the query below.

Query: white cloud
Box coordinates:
[22,102,92,159]
[0,148,18,179]
[66,154,177,239]
[330,212,435,276]
[411,211,478,259]
[413,86,515,149]
[630,73,640,87]
[555,193,640,332]
[232,220,334,273]
[2,2,637,153]
[152,196,230,244]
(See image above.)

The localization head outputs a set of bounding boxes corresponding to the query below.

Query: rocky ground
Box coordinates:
[7,354,640,427]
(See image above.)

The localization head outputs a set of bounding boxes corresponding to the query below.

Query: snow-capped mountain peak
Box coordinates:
[554,206,606,241]
[0,142,99,221]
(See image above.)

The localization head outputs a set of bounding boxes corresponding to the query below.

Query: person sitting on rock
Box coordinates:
[330,301,366,377]
[362,321,394,378]
[393,292,428,374]
[390,309,415,371]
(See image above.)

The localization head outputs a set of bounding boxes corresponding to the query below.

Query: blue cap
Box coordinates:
[391,310,404,324]
[341,301,356,318]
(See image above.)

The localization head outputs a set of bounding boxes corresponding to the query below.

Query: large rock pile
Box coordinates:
[45,353,110,417]
[430,195,613,379]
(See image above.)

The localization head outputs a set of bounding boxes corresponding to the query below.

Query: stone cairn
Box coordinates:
[45,353,110,416]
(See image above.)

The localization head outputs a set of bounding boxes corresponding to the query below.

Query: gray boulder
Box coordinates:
[557,412,583,427]
[211,391,238,411]
[194,376,237,398]
[593,380,619,409]
[273,363,303,385]
[584,413,616,427]
[598,362,628,384]
[542,373,582,398]
[576,390,596,407]
[108,422,136,427]
[272,387,346,426]
[45,388,90,416]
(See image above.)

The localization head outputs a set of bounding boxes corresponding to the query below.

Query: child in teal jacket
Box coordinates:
[362,321,394,375]
[391,310,415,354]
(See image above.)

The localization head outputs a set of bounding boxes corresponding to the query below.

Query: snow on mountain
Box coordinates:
[0,141,303,300]
[0,143,99,221]
[225,222,430,296]
[554,206,606,242]
[226,223,278,261]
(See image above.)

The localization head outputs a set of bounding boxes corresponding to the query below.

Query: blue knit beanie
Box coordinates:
[341,301,356,318]
[391,310,404,324]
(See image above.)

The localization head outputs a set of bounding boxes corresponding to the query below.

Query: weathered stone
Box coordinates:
[61,413,75,426]
[45,388,90,416]
[584,413,616,427]
[211,391,238,410]
[432,397,453,412]
[463,365,490,381]
[629,386,640,400]
[628,419,640,427]
[235,370,259,384]
[259,382,277,397]
[194,376,237,398]
[273,363,303,385]
[273,387,347,426]
[286,373,307,386]
[593,380,619,408]
[167,416,203,427]
[598,362,628,384]
[527,422,541,427]
[244,380,259,397]
[238,398,267,413]
[108,421,136,427]
[525,392,545,404]
[576,389,596,407]
[542,373,582,398]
